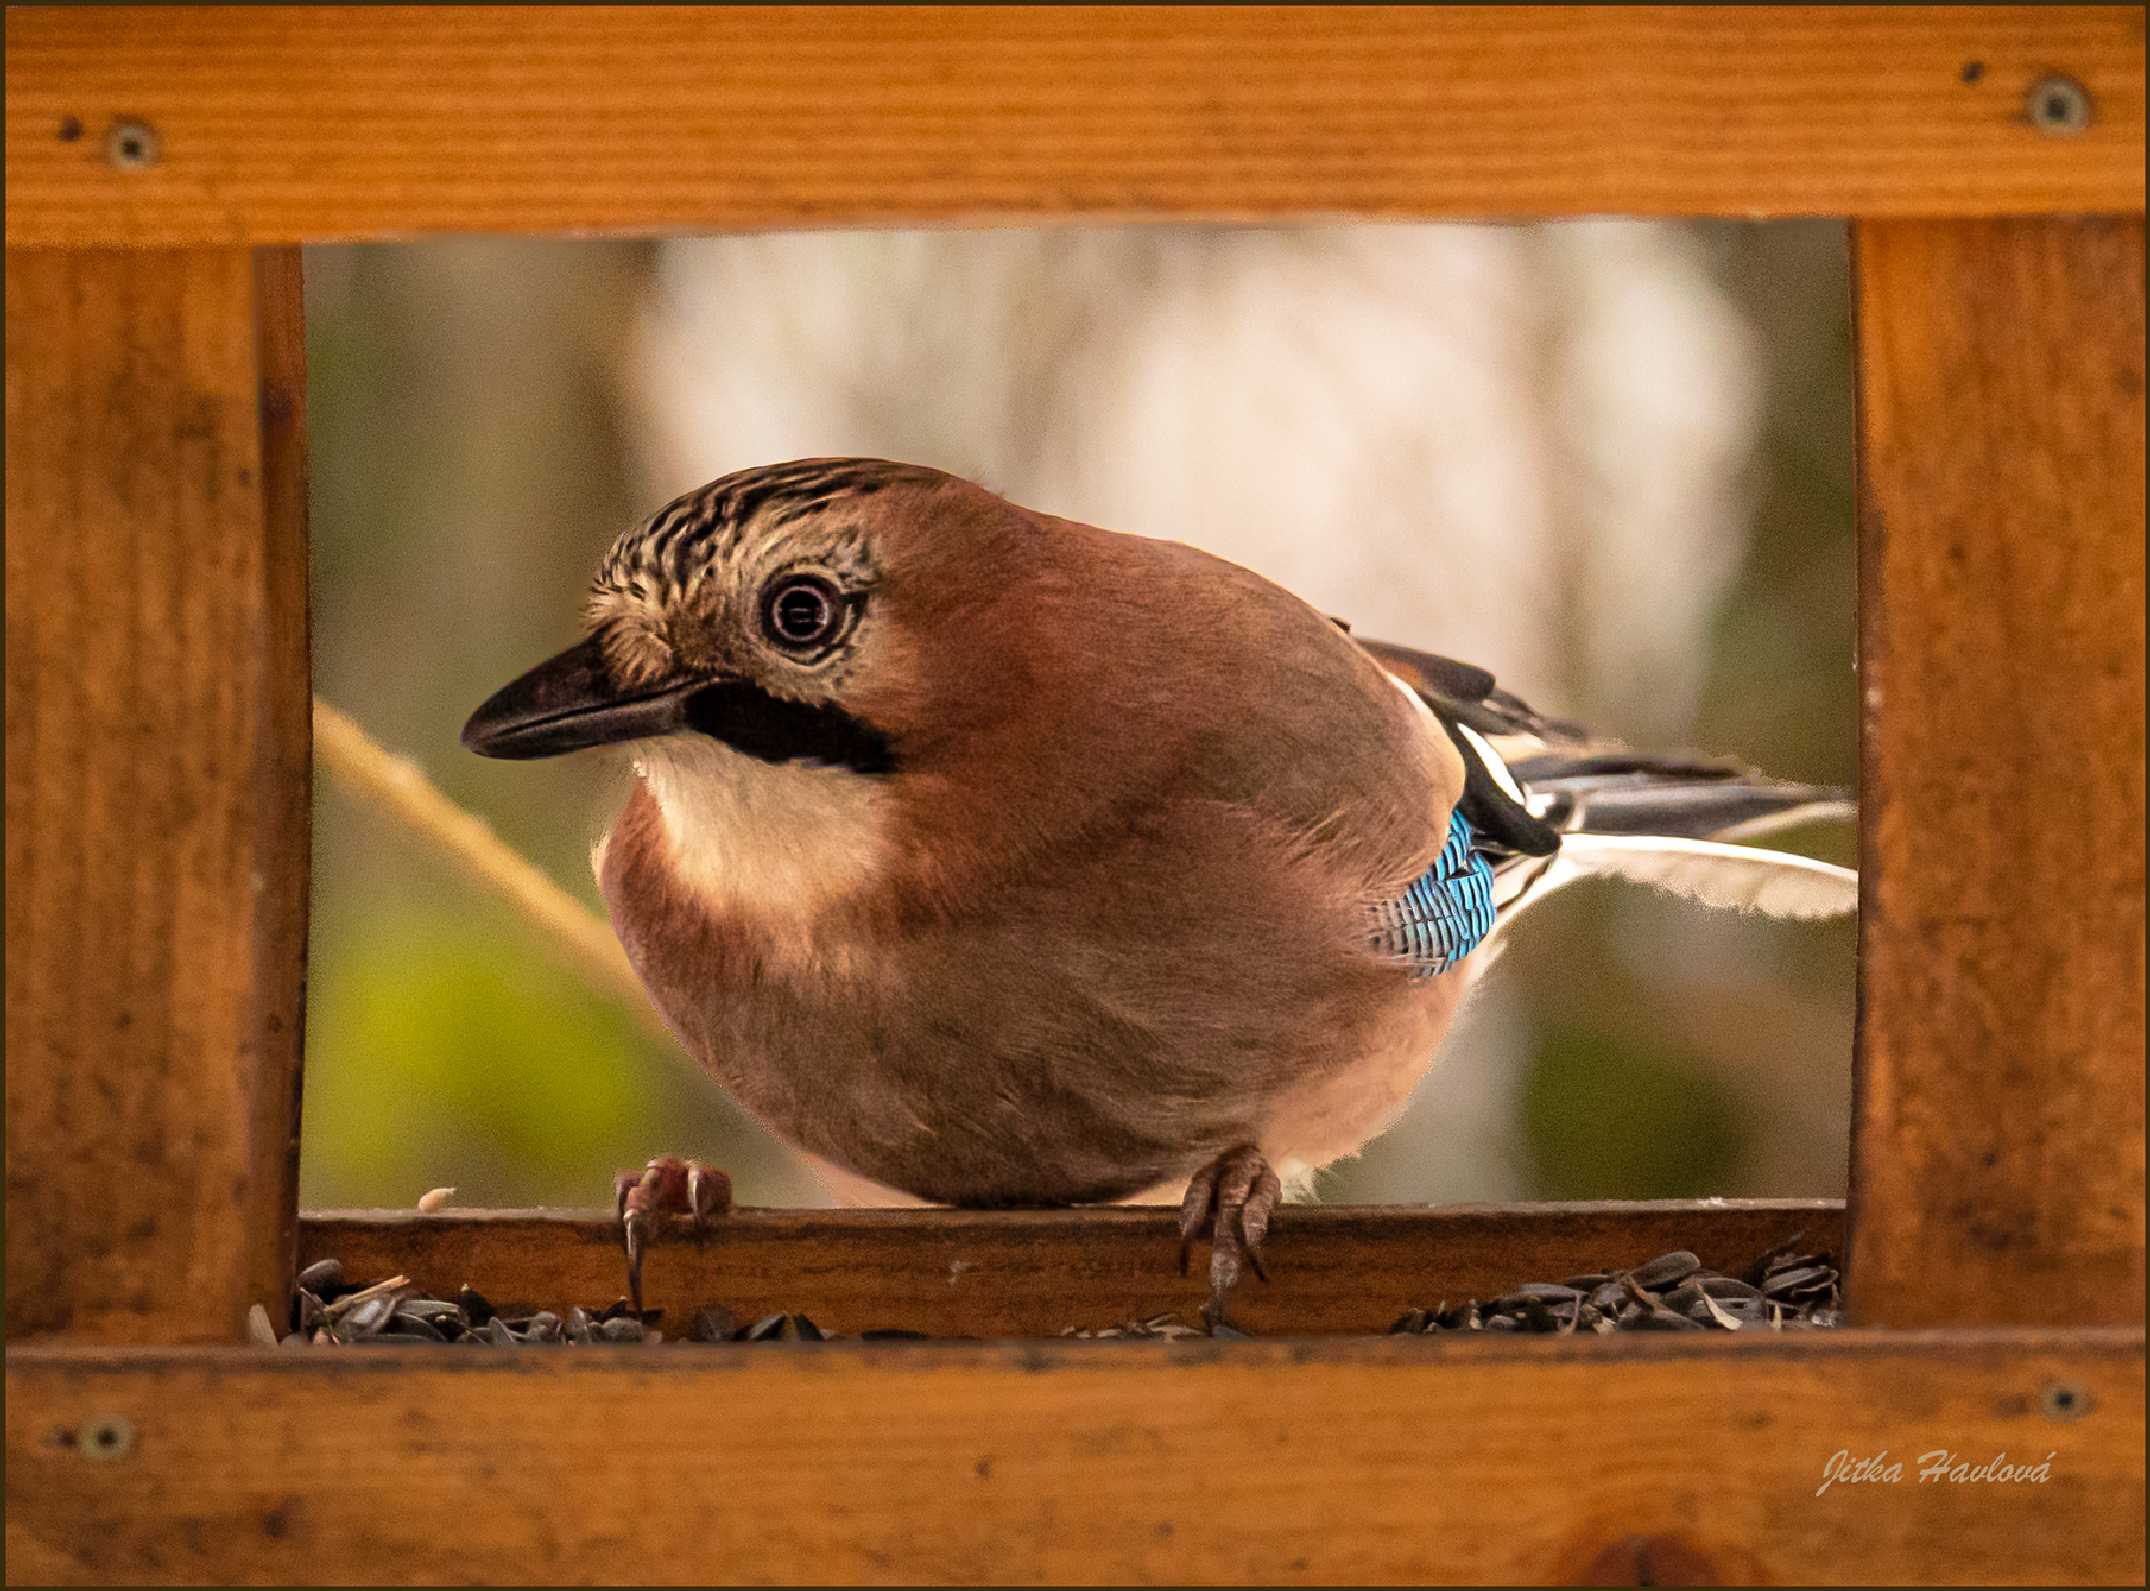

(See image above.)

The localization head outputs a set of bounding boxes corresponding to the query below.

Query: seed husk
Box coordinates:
[1761,1265,1832,1299]
[687,1307,737,1343]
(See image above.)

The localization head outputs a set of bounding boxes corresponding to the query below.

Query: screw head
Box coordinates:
[79,1414,135,1460]
[2027,75,2093,136]
[2040,1381,2092,1421]
[104,119,161,170]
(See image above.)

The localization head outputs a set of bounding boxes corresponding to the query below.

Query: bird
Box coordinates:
[462,457,1855,1316]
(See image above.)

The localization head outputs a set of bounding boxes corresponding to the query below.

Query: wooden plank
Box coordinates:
[6,1330,2141,1585]
[302,1200,1847,1337]
[3,248,311,1343]
[5,5,2142,247]
[1849,218,2146,1329]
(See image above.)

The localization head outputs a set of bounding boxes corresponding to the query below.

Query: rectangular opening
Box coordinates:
[296,220,1857,1338]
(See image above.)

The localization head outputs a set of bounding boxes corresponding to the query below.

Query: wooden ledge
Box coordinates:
[7,6,2144,246]
[299,1198,1847,1337]
[7,1328,2142,1584]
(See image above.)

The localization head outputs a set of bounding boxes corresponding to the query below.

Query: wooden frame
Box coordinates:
[5,7,2143,1585]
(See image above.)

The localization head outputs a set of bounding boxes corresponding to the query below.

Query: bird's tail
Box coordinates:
[1352,635,1857,925]
[1496,748,1857,920]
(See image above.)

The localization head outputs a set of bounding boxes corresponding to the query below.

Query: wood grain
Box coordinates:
[6,6,2143,248]
[3,248,311,1343]
[1849,219,2146,1328]
[6,1330,2141,1585]
[301,1200,1847,1337]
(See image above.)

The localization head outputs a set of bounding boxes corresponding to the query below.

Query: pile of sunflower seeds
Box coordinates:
[263,1259,975,1347]
[1385,1242,1841,1337]
[262,1240,1837,1347]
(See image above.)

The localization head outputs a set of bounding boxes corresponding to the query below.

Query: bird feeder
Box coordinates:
[4,7,2142,1584]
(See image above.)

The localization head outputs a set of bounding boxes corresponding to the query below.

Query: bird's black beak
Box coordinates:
[462,635,698,761]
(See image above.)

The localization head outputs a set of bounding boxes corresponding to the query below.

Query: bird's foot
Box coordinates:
[1177,1144,1283,1325]
[615,1154,733,1316]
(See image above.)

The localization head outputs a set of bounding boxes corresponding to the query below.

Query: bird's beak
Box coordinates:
[461,635,698,761]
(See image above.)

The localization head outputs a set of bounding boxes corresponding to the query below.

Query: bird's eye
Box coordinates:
[761,575,844,650]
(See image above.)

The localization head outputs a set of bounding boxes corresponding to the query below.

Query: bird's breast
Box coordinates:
[626,734,897,928]
[598,771,1464,1207]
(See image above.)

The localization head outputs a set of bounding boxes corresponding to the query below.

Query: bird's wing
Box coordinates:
[1349,632,1857,925]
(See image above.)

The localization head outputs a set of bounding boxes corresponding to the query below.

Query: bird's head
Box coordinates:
[462,458,1012,776]
[463,458,1099,915]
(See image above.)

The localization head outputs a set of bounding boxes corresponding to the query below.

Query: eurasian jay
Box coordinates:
[463,459,1854,1313]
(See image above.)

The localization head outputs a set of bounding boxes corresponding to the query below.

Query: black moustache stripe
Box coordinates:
[683,679,897,776]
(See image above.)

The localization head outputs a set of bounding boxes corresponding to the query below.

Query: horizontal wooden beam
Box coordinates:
[7,1330,2141,1584]
[6,6,2142,247]
[299,1201,1847,1337]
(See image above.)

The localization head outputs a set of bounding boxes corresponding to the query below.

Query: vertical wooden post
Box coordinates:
[3,248,311,1342]
[1849,218,2146,1327]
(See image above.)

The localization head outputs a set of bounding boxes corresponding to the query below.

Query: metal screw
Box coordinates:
[104,119,160,170]
[78,1414,135,1460]
[2026,75,2093,135]
[2039,1381,2092,1421]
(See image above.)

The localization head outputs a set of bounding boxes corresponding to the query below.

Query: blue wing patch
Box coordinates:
[1370,809,1497,977]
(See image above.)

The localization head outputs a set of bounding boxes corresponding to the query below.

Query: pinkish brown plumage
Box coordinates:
[465,458,1856,1311]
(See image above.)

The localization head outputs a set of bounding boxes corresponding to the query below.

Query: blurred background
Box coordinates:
[299,220,1856,1212]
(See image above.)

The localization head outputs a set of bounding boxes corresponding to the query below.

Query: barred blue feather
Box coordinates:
[1370,810,1497,978]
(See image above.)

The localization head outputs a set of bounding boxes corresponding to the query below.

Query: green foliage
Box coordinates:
[299,904,667,1208]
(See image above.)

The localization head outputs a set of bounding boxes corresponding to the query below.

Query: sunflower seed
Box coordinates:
[1496,1283,1582,1311]
[1630,1308,1703,1331]
[1632,1251,1702,1289]
[296,1259,343,1295]
[1660,1281,1708,1313]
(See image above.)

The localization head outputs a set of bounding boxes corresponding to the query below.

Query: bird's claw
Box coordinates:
[615,1154,732,1316]
[1176,1145,1283,1324]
